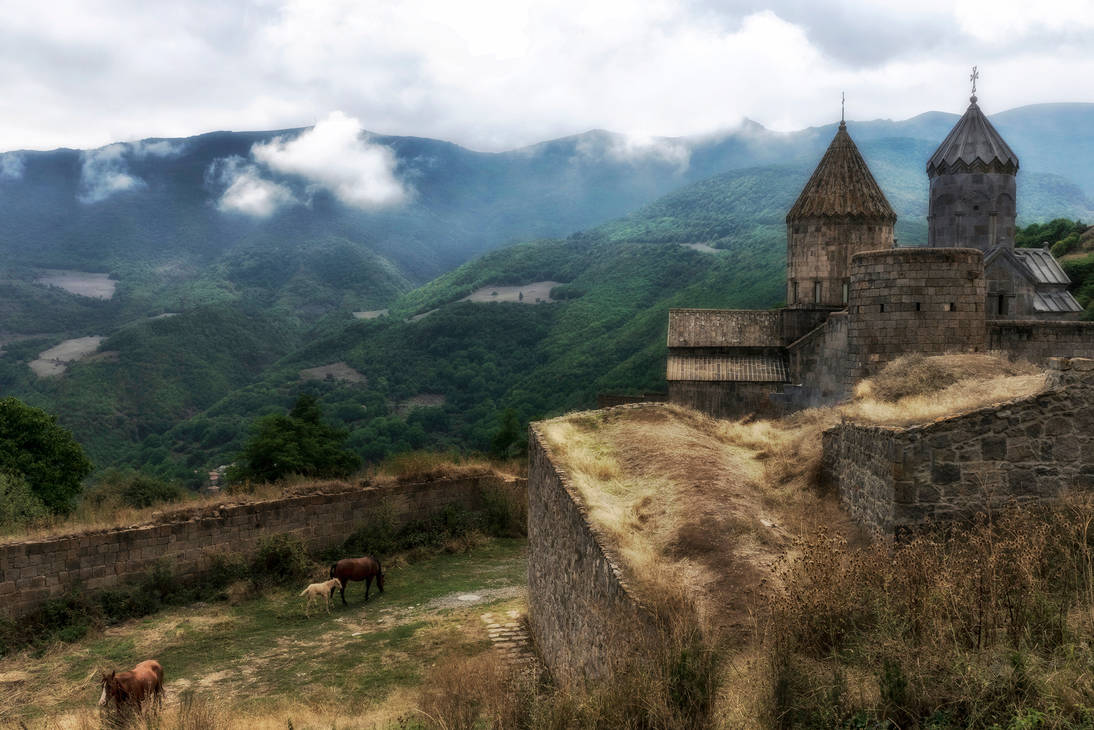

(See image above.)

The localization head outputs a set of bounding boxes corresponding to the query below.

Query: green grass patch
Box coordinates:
[0,538,526,723]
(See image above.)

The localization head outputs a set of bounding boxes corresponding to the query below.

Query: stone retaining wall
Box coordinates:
[0,475,520,620]
[990,320,1094,363]
[527,423,655,686]
[822,358,1094,536]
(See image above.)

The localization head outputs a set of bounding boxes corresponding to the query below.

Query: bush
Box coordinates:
[83,468,187,511]
[250,533,312,587]
[0,471,48,528]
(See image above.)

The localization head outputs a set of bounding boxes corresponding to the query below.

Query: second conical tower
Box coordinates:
[786,120,896,309]
[926,92,1019,251]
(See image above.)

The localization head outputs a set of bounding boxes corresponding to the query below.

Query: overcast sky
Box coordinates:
[2,0,1093,154]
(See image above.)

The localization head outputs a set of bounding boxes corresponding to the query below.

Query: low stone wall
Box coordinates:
[823,358,1094,536]
[527,424,655,686]
[0,475,520,620]
[990,320,1094,363]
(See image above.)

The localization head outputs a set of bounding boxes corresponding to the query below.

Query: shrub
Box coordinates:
[250,533,312,587]
[83,468,187,511]
[0,471,48,528]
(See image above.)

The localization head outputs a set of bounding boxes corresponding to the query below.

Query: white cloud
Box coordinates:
[130,139,185,159]
[0,153,24,180]
[252,112,411,208]
[78,143,144,203]
[576,133,692,172]
[207,156,297,218]
[75,139,185,203]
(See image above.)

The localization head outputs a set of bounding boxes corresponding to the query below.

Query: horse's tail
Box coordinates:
[329,562,338,579]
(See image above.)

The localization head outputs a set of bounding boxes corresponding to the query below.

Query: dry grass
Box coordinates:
[845,352,1045,426]
[536,353,1056,726]
[539,405,845,638]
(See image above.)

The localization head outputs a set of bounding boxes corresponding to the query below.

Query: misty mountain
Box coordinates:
[1,103,1092,479]
[1,103,1091,285]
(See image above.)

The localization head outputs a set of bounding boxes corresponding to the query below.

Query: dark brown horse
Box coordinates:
[99,659,164,712]
[330,555,384,605]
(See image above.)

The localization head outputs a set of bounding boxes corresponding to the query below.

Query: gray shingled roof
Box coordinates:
[1014,248,1071,285]
[786,122,897,222]
[666,351,789,383]
[1033,291,1083,313]
[927,98,1019,177]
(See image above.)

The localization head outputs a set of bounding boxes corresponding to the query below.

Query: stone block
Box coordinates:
[931,462,961,485]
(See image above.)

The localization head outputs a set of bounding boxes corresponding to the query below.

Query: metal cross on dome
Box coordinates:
[970,66,979,95]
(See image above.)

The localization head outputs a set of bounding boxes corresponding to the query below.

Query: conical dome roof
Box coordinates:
[786,122,896,222]
[926,97,1019,177]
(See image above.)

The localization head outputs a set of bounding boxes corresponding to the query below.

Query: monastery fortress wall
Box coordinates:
[822,357,1094,537]
[0,475,521,620]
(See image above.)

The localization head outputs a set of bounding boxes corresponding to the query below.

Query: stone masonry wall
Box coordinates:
[785,311,850,408]
[0,475,519,620]
[848,248,986,384]
[786,216,894,309]
[527,424,655,686]
[823,358,1094,537]
[989,320,1094,363]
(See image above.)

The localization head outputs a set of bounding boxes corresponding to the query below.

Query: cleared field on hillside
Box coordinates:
[0,539,527,728]
[28,336,105,377]
[35,270,116,300]
[461,281,562,304]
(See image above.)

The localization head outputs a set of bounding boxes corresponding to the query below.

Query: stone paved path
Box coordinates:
[480,609,545,680]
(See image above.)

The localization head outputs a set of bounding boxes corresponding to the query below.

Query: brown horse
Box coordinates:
[99,659,164,712]
[330,555,384,605]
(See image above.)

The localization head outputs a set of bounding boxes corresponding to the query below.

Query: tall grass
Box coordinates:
[419,595,720,729]
[761,499,1094,728]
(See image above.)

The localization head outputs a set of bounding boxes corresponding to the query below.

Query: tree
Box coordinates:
[234,394,361,483]
[0,397,93,514]
[490,408,526,459]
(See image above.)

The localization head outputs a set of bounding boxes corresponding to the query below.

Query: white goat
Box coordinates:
[299,578,342,617]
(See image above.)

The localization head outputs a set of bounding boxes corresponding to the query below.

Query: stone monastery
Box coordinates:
[666,88,1094,418]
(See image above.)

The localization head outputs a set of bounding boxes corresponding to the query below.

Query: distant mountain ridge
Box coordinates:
[1,103,1092,283]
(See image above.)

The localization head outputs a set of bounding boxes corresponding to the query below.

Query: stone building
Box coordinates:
[667,91,1094,417]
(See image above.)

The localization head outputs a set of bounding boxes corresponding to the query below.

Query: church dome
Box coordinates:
[787,122,896,222]
[926,97,1019,177]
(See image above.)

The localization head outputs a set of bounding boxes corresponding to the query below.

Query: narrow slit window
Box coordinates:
[842,281,849,304]
[915,302,921,311]
[814,281,822,303]
[879,303,885,313]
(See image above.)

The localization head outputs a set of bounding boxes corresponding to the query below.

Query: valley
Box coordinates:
[0,105,1092,484]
